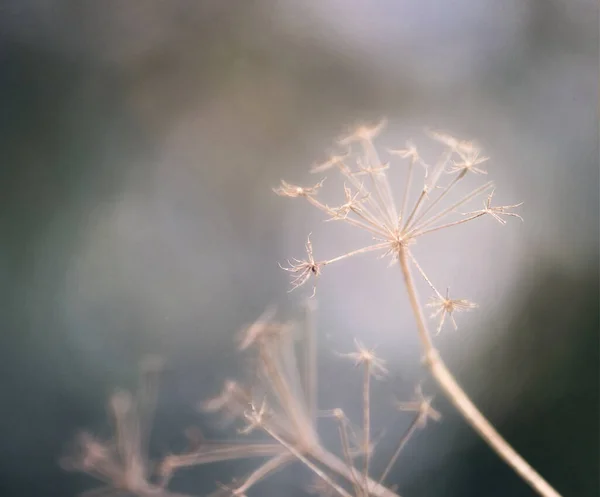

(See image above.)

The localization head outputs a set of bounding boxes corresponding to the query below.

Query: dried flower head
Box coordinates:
[388,140,419,162]
[447,146,489,176]
[338,339,388,379]
[427,288,478,335]
[64,119,556,497]
[465,189,524,225]
[276,121,521,297]
[395,385,441,429]
[338,118,387,146]
[61,364,172,497]
[278,234,322,297]
[311,151,350,174]
[273,179,325,198]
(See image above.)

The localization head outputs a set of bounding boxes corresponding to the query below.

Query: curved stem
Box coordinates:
[397,247,561,497]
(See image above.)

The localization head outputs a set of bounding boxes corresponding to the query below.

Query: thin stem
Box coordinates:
[311,446,401,497]
[335,413,363,497]
[303,299,318,426]
[337,163,391,228]
[351,205,389,235]
[137,360,161,469]
[259,345,317,448]
[411,213,484,238]
[362,361,371,492]
[262,426,354,497]
[377,416,421,486]
[397,247,562,497]
[405,249,440,298]
[109,395,140,477]
[364,168,396,231]
[235,453,294,495]
[407,171,465,232]
[408,181,493,236]
[362,139,398,228]
[403,150,452,230]
[397,249,434,352]
[325,243,389,266]
[307,196,389,238]
[162,443,285,470]
[399,157,415,224]
[402,190,427,231]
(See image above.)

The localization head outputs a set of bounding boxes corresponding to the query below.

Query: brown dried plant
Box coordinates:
[63,121,560,497]
[273,120,558,497]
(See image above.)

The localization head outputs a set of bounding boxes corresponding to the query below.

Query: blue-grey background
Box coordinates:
[0,1,597,496]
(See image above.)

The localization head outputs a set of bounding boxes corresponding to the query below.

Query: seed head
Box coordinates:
[338,339,388,378]
[465,189,524,225]
[278,234,322,297]
[395,385,441,428]
[273,179,325,198]
[427,288,478,335]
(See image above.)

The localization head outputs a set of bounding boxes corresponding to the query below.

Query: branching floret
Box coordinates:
[427,288,478,335]
[338,339,388,379]
[278,234,322,297]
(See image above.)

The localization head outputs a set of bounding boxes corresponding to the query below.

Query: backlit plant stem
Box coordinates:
[397,246,561,497]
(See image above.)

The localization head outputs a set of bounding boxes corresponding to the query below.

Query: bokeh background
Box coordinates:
[0,1,598,496]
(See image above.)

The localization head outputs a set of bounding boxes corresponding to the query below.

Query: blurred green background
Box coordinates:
[0,1,597,496]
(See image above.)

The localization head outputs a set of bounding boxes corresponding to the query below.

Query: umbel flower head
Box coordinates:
[275,120,523,327]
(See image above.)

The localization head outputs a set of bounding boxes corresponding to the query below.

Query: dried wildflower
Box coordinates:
[395,385,441,429]
[428,129,475,154]
[61,364,177,497]
[338,118,387,146]
[273,179,325,198]
[276,122,519,298]
[427,288,478,335]
[447,147,489,176]
[271,122,562,497]
[311,151,350,174]
[465,189,524,225]
[278,234,322,296]
[66,120,559,497]
[338,339,388,379]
